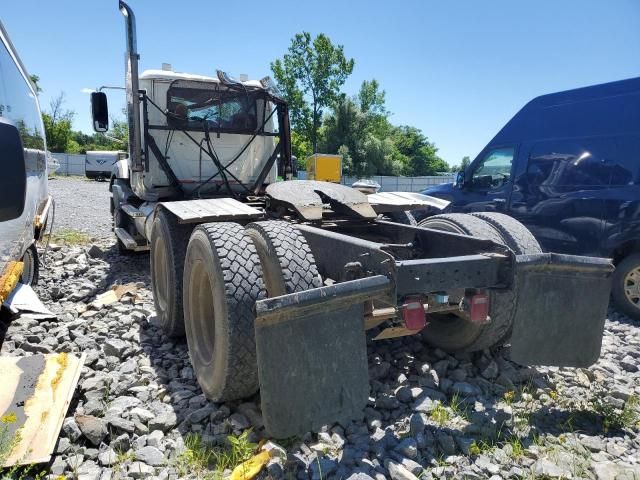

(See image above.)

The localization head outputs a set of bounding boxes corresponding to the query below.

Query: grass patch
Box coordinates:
[468,439,493,456]
[448,393,469,421]
[0,413,19,467]
[1,414,48,479]
[429,402,451,426]
[49,228,91,245]
[590,394,639,432]
[175,430,257,479]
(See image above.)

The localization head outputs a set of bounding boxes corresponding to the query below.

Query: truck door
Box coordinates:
[454,146,516,212]
[508,137,608,256]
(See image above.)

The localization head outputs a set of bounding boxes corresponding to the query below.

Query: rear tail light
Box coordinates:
[469,292,489,324]
[402,296,426,330]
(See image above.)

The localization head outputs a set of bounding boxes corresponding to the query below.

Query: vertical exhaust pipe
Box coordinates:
[119,1,143,172]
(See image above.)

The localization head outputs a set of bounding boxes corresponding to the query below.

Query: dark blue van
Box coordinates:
[422,77,640,319]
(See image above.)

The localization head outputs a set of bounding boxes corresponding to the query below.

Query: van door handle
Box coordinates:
[492,198,507,210]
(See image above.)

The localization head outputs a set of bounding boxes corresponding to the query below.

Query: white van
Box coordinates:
[85,150,125,181]
[0,20,50,297]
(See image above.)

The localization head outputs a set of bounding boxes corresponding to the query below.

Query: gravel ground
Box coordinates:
[1,178,639,480]
[48,176,113,242]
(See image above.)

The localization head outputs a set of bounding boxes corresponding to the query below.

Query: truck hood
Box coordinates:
[422,182,456,197]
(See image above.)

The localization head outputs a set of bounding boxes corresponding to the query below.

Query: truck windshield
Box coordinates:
[167,87,258,132]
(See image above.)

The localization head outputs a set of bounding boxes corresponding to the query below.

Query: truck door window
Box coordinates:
[471,147,514,190]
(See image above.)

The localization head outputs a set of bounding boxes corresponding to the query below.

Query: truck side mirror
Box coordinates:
[91,91,109,132]
[455,170,465,188]
[0,119,26,222]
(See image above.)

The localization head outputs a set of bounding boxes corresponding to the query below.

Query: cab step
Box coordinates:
[120,203,145,218]
[114,228,149,251]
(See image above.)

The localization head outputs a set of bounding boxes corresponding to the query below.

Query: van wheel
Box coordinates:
[20,244,39,286]
[246,221,322,296]
[150,209,192,337]
[419,214,514,352]
[183,223,266,401]
[611,253,640,320]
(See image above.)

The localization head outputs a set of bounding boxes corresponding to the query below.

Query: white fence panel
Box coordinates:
[52,153,86,176]
[341,175,455,192]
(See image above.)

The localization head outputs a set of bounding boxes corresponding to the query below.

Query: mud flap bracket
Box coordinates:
[254,275,391,438]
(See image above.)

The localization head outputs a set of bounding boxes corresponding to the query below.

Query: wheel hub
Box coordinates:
[624,266,640,306]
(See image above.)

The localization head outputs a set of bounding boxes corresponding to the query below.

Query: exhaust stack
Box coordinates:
[119,1,143,172]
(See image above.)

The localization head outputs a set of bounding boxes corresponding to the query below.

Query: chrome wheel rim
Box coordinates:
[624,266,640,307]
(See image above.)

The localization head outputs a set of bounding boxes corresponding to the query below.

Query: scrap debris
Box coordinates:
[90,283,139,311]
[3,283,56,320]
[0,352,85,467]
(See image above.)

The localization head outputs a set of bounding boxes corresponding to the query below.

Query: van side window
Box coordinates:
[611,135,640,185]
[0,42,45,152]
[527,138,633,187]
[471,147,514,190]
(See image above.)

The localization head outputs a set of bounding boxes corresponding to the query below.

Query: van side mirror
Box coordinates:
[455,170,465,188]
[0,119,26,222]
[91,91,109,132]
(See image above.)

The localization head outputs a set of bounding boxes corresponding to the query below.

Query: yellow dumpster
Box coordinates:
[306,154,342,183]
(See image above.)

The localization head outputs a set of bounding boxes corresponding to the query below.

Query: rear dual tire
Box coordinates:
[418,212,541,352]
[181,221,321,402]
[150,209,193,337]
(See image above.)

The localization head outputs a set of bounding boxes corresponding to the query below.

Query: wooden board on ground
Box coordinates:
[0,353,85,467]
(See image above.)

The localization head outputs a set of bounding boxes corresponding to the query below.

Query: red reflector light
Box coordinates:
[469,293,489,323]
[402,296,426,330]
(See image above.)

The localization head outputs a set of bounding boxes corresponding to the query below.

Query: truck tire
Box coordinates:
[470,212,542,255]
[20,244,39,286]
[611,253,640,320]
[150,209,192,337]
[418,213,518,352]
[246,221,322,297]
[183,223,266,402]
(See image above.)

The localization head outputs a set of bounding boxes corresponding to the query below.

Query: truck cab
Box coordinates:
[424,77,640,318]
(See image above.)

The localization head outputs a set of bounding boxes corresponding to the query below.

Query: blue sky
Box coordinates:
[3,0,639,166]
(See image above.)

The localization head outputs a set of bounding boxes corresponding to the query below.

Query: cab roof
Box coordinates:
[139,69,264,88]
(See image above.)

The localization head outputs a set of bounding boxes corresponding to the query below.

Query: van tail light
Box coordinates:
[402,296,426,330]
[468,292,489,324]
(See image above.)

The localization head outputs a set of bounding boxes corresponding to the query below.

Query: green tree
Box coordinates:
[358,79,386,115]
[450,155,471,172]
[271,32,354,153]
[43,93,75,152]
[322,94,400,177]
[391,126,448,176]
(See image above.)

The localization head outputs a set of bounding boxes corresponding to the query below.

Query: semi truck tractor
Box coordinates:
[92,1,614,437]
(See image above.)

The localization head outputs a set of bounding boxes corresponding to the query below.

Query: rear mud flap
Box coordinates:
[254,275,391,438]
[509,253,614,368]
